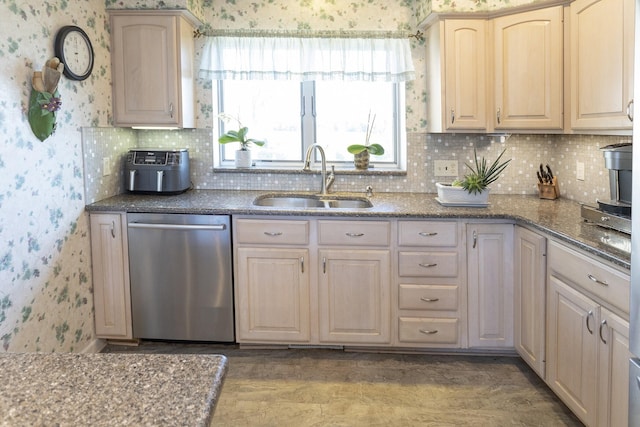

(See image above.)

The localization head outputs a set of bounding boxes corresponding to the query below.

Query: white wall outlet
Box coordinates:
[576,161,585,181]
[434,160,458,177]
[103,157,111,176]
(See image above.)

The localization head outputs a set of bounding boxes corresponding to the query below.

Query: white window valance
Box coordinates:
[198,30,416,82]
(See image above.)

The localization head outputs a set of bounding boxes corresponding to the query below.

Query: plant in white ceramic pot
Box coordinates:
[437,148,511,205]
[347,112,384,170]
[217,114,265,168]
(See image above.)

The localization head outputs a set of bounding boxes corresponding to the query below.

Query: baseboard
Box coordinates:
[81,338,107,354]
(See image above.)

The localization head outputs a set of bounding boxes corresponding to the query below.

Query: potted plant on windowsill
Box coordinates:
[347,112,384,170]
[436,148,511,206]
[218,114,265,168]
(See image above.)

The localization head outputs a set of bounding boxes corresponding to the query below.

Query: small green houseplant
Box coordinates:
[217,114,265,168]
[347,112,384,170]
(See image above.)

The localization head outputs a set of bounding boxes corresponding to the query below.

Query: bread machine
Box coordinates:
[125,148,191,194]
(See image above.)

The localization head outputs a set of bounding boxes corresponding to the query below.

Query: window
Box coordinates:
[216,80,405,168]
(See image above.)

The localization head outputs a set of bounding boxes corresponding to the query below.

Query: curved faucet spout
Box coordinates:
[303,144,331,195]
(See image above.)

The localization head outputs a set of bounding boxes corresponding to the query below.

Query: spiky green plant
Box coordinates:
[454,148,511,194]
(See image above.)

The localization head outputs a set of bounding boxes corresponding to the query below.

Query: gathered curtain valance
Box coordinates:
[198,31,416,82]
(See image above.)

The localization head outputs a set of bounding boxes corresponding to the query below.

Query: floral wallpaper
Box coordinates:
[0,0,112,352]
[415,0,557,23]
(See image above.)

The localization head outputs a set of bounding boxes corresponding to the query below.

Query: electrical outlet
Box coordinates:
[434,160,458,177]
[576,161,585,181]
[103,157,111,176]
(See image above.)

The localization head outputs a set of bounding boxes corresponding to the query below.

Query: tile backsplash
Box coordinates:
[83,128,631,206]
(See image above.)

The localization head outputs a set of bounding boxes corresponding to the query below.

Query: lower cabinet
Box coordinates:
[89,212,133,340]
[235,247,310,342]
[318,249,391,344]
[514,226,547,377]
[467,223,514,348]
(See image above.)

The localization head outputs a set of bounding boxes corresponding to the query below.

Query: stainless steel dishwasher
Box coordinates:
[127,213,234,342]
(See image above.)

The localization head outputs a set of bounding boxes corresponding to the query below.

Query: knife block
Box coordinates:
[538,177,559,200]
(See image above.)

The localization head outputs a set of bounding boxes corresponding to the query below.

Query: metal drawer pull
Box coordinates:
[419,263,438,268]
[300,257,304,274]
[323,257,326,274]
[587,274,608,286]
[419,329,438,335]
[627,99,634,122]
[599,319,608,344]
[110,221,116,238]
[472,230,477,249]
[586,310,594,334]
[264,231,283,236]
[450,109,455,124]
[420,297,440,303]
[345,232,365,237]
[418,232,438,237]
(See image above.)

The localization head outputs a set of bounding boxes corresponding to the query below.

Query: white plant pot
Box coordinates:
[436,182,490,205]
[235,150,252,168]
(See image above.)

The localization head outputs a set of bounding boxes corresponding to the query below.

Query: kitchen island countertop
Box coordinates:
[0,353,227,426]
[86,190,631,269]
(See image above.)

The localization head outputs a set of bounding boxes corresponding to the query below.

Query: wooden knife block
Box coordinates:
[538,177,559,200]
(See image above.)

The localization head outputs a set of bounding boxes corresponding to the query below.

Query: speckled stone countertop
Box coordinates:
[0,353,227,426]
[86,190,631,269]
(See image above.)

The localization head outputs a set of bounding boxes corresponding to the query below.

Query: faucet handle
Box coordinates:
[365,185,373,197]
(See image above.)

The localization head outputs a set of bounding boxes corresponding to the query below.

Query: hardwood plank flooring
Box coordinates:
[103,342,583,426]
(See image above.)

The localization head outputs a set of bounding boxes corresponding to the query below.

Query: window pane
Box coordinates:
[314,81,396,163]
[220,80,302,161]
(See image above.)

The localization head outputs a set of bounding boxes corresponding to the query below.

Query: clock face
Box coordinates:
[55,26,94,81]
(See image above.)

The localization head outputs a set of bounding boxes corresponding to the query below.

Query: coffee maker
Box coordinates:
[581,143,632,234]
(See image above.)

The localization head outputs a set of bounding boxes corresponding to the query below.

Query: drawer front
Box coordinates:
[398,252,459,277]
[548,240,629,315]
[399,284,458,311]
[398,317,459,344]
[236,219,309,245]
[318,220,390,246]
[398,221,458,247]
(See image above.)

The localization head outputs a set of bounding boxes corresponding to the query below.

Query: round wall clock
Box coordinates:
[54,25,94,81]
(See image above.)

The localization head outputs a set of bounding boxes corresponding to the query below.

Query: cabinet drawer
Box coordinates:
[398,252,459,277]
[235,219,309,245]
[398,221,458,247]
[548,241,630,315]
[398,284,458,311]
[318,220,390,246]
[398,317,459,344]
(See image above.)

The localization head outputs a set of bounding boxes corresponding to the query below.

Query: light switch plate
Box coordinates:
[576,161,585,181]
[434,160,458,177]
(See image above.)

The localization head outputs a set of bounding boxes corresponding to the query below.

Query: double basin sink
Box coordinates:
[254,194,372,209]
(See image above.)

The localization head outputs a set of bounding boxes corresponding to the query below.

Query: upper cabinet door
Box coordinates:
[444,20,488,131]
[570,0,634,132]
[493,6,564,131]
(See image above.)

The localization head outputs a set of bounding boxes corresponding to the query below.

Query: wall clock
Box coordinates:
[54,25,94,81]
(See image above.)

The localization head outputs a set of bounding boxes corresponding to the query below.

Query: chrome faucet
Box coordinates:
[303,144,335,195]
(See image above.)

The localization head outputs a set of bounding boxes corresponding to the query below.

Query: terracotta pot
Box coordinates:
[354,150,370,170]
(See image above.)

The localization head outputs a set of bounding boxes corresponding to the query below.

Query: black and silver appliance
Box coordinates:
[581,143,632,234]
[125,148,191,194]
[127,213,234,342]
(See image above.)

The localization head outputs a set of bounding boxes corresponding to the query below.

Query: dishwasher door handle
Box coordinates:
[128,222,227,231]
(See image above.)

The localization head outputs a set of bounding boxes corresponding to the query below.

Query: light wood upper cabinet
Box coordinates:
[493,6,564,131]
[569,0,635,132]
[427,19,489,132]
[110,11,197,128]
[90,212,132,340]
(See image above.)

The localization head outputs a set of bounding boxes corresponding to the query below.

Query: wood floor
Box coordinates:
[103,342,583,426]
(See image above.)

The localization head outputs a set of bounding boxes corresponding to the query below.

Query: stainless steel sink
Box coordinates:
[253,195,372,209]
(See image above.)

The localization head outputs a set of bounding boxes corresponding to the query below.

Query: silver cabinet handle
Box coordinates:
[420,297,440,302]
[627,99,634,122]
[586,310,594,334]
[451,109,455,124]
[419,329,438,335]
[419,263,438,268]
[599,319,608,344]
[110,221,116,238]
[472,230,477,249]
[587,274,608,286]
[496,108,501,125]
[345,232,365,237]
[169,102,174,118]
[264,231,283,236]
[323,257,326,274]
[300,257,304,274]
[418,232,438,237]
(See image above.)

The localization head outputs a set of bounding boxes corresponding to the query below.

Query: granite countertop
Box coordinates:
[0,353,227,426]
[86,189,631,269]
